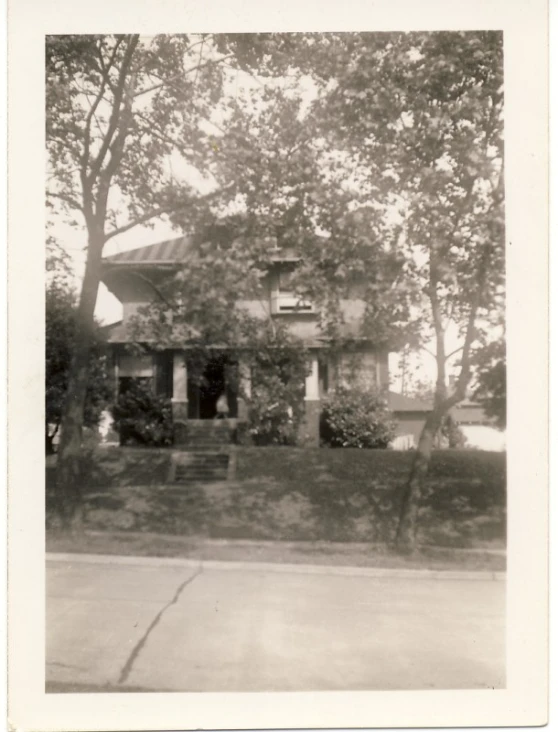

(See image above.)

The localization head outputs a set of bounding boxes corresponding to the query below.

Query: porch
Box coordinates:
[112,348,322,446]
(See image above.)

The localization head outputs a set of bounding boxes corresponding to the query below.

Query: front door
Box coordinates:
[187,355,238,419]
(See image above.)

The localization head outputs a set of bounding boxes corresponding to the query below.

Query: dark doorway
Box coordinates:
[187,354,238,419]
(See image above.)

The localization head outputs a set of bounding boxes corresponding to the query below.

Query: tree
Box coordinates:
[205,84,422,351]
[46,279,111,454]
[290,31,504,550]
[46,34,276,526]
[472,338,506,428]
[127,70,418,406]
[46,238,112,455]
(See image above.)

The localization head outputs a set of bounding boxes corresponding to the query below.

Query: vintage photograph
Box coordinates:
[43,31,508,695]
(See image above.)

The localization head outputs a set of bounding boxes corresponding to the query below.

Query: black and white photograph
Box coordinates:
[7,0,548,729]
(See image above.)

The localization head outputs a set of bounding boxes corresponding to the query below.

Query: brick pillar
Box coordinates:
[171,351,188,443]
[301,355,320,447]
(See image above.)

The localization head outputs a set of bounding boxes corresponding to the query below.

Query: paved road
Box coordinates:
[46,554,505,693]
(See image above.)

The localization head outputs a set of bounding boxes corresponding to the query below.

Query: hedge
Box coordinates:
[236,447,506,505]
[45,447,172,492]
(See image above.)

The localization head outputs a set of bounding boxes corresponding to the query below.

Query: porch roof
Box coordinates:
[99,321,331,349]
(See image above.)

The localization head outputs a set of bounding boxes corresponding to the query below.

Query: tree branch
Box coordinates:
[438,242,493,410]
[133,53,235,99]
[103,183,234,242]
[95,41,141,228]
[134,109,194,156]
[103,205,173,241]
[193,35,206,88]
[94,37,121,93]
[88,35,139,186]
[419,345,437,360]
[126,272,174,308]
[82,37,123,185]
[46,190,84,212]
[444,345,464,361]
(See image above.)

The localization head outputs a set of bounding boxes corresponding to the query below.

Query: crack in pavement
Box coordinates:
[117,565,203,686]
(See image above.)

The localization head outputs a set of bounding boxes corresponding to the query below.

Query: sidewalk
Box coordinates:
[47,552,505,693]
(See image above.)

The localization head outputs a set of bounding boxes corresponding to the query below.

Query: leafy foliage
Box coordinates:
[473,339,506,428]
[111,380,173,447]
[128,236,270,351]
[45,257,112,453]
[440,414,468,449]
[321,384,397,449]
[307,31,505,373]
[247,336,309,446]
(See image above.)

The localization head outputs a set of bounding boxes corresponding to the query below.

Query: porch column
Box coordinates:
[237,359,252,422]
[305,356,319,401]
[171,351,188,425]
[302,354,320,446]
[113,348,119,400]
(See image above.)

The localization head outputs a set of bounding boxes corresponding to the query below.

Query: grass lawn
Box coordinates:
[46,530,505,572]
[46,446,506,566]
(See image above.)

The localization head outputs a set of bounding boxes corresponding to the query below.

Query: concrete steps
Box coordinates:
[175,420,234,449]
[172,452,230,484]
[170,420,235,484]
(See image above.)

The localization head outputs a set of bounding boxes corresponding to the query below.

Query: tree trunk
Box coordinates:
[54,231,104,530]
[394,408,445,553]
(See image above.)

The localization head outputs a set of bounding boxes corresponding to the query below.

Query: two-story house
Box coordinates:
[100,235,390,446]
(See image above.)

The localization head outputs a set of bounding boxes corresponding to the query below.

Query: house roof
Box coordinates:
[388,391,432,412]
[389,391,493,426]
[451,402,491,425]
[103,236,302,267]
[103,236,194,266]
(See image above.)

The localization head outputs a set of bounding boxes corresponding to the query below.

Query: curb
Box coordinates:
[81,531,507,556]
[46,552,506,581]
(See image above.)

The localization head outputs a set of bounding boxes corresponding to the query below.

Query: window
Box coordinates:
[272,267,314,313]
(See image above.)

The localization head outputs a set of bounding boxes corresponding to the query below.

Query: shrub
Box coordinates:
[112,380,173,447]
[248,376,304,445]
[46,278,112,454]
[440,414,468,449]
[321,385,397,448]
[247,339,308,446]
